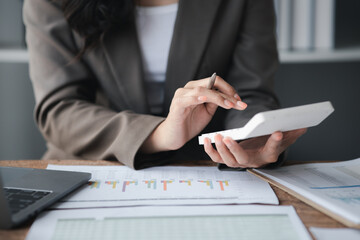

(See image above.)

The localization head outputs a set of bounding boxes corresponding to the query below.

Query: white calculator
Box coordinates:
[198,101,334,144]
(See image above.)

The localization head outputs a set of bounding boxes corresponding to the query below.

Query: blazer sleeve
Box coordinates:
[224,0,280,129]
[23,0,165,169]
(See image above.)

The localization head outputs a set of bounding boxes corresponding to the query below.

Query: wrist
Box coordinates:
[140,121,173,154]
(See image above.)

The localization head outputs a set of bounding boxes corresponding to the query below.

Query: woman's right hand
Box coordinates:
[140,75,247,153]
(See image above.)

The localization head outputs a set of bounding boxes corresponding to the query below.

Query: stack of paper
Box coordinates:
[251,158,360,228]
[27,156,360,238]
[24,165,313,239]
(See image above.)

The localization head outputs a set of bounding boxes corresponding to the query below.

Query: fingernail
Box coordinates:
[237,101,247,109]
[223,137,233,147]
[198,96,207,102]
[234,94,241,100]
[224,99,233,107]
[214,134,223,143]
[273,132,282,141]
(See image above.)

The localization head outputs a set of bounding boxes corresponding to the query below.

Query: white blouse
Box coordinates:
[135,3,178,115]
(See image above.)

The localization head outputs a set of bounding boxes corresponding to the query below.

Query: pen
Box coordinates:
[207,72,247,110]
[207,72,216,90]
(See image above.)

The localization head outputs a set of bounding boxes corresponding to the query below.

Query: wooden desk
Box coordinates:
[0,160,346,240]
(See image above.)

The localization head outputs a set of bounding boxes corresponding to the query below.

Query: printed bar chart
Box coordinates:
[143,180,157,190]
[217,180,229,191]
[198,180,214,189]
[105,181,119,189]
[88,181,100,189]
[122,180,138,192]
[161,180,174,191]
[86,179,231,192]
[46,165,279,208]
[179,180,192,186]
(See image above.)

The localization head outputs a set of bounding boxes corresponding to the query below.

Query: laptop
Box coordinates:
[0,166,91,229]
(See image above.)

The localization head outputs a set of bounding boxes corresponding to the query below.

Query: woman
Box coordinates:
[23,0,306,169]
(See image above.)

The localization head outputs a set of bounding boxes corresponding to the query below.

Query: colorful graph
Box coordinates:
[143,180,157,189]
[216,180,229,191]
[161,180,174,191]
[88,181,101,189]
[122,180,138,192]
[198,180,213,189]
[179,180,192,186]
[88,179,230,192]
[105,181,119,189]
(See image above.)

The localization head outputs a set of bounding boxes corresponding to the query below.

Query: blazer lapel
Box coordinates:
[102,17,148,113]
[164,0,222,113]
[101,1,222,115]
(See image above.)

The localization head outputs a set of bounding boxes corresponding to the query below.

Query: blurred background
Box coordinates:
[0,0,359,161]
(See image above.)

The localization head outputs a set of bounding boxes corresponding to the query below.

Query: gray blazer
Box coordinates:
[24,0,279,169]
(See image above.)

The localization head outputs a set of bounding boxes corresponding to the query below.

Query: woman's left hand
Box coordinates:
[203,128,307,168]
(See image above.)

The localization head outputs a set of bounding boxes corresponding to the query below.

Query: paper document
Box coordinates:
[251,158,360,228]
[47,165,278,208]
[26,205,311,240]
[310,227,360,240]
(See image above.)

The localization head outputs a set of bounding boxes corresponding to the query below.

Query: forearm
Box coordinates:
[139,121,170,154]
[36,85,165,168]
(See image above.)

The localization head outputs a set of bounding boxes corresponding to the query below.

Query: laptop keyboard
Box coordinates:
[4,187,51,214]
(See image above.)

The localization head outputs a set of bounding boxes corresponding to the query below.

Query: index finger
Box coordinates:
[185,76,245,103]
